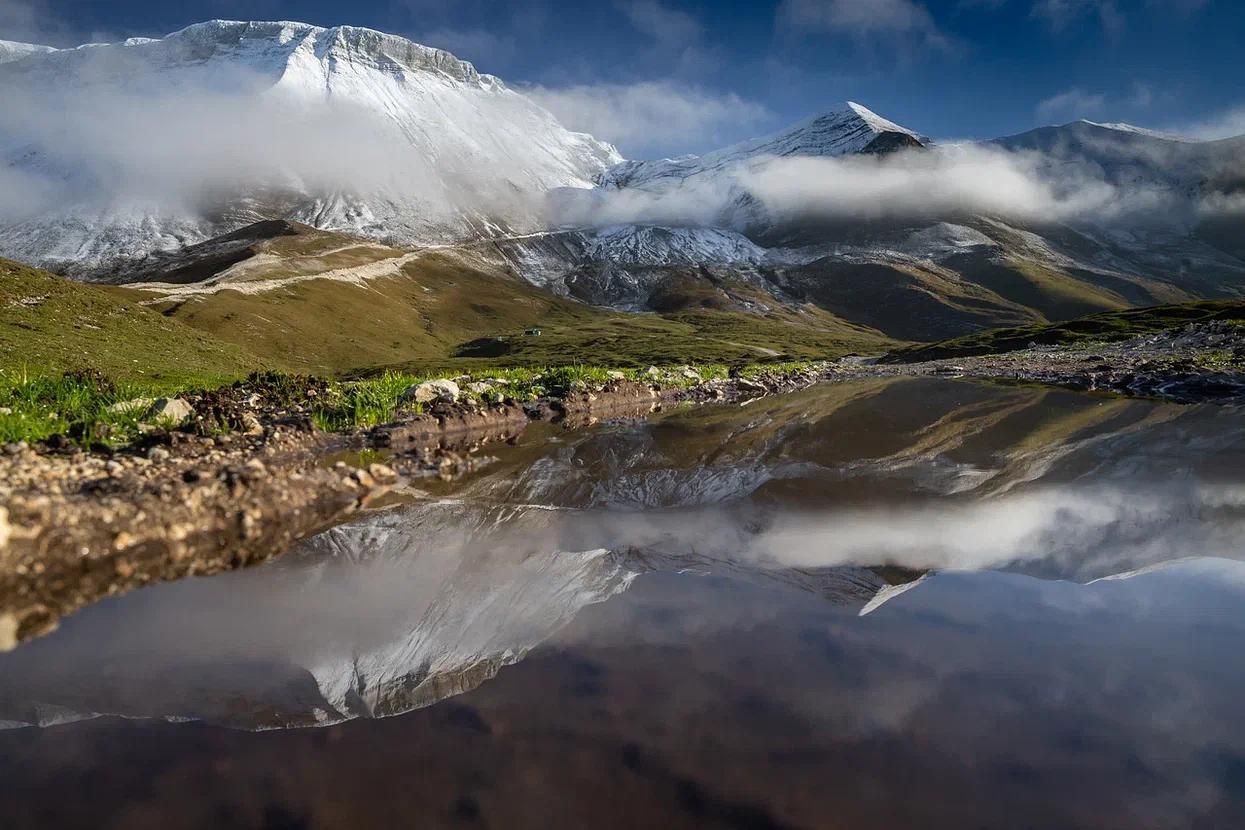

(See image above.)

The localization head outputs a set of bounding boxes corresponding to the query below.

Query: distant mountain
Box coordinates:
[514,112,1245,334]
[0,20,619,276]
[597,101,924,191]
[0,39,56,64]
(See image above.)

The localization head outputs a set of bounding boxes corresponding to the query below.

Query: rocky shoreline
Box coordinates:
[0,366,831,649]
[3,324,1243,650]
[876,321,1245,405]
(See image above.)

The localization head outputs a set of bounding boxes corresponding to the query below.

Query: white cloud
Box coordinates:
[1033,0,1124,33]
[1176,104,1245,141]
[1035,83,1156,124]
[615,0,720,77]
[780,0,939,33]
[550,141,1193,232]
[620,0,702,45]
[1036,88,1107,122]
[527,81,769,157]
[737,144,1127,223]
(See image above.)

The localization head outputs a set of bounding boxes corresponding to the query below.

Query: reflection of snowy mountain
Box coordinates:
[0,502,917,731]
[3,380,1245,730]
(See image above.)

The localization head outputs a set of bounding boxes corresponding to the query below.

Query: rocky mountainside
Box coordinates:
[0,20,619,277]
[510,114,1245,334]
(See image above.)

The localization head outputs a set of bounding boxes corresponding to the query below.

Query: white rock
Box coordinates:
[107,397,154,416]
[239,412,264,435]
[144,398,194,425]
[607,371,626,381]
[466,382,494,395]
[0,611,16,652]
[403,379,460,404]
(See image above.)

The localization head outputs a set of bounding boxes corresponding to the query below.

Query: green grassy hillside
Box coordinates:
[0,258,261,384]
[143,252,892,374]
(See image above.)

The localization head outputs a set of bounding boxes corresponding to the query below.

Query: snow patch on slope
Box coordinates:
[0,39,56,64]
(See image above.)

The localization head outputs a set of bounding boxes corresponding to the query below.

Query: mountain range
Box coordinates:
[1,19,1243,352]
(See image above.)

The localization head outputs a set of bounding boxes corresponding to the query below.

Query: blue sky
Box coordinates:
[3,0,1243,157]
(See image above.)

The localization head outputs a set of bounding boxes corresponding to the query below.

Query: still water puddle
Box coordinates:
[2,377,1245,828]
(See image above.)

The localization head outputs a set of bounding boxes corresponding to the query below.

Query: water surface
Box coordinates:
[3,378,1245,828]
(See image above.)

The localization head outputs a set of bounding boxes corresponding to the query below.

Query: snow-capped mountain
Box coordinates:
[598,101,924,192]
[2,19,1242,338]
[0,501,915,731]
[517,110,1245,315]
[0,20,619,275]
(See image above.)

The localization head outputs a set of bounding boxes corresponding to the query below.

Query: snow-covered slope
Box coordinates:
[992,119,1244,197]
[539,102,929,278]
[0,39,56,64]
[0,20,620,276]
[599,102,924,191]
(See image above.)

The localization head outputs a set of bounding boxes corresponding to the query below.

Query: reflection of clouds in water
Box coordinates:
[551,556,1245,823]
[549,481,1245,582]
[0,510,637,729]
[753,483,1245,579]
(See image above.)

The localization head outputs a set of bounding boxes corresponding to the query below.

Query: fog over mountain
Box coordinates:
[0,18,1241,321]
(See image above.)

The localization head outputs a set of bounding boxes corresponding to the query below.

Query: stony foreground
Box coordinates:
[0,367,832,649]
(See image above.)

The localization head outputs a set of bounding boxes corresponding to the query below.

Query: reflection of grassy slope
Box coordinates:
[641,377,901,462]
[888,299,1245,362]
[149,253,893,375]
[0,258,260,383]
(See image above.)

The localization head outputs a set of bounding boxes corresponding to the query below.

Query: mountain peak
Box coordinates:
[0,18,621,274]
[158,19,499,89]
[599,102,923,190]
[843,101,912,135]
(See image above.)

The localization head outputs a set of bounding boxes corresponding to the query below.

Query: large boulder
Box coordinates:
[403,379,460,405]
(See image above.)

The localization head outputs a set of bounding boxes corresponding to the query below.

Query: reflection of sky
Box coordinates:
[541,558,1245,827]
[9,554,1242,826]
[3,381,1245,825]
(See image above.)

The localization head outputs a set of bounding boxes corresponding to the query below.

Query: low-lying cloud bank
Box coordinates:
[550,139,1245,232]
[527,80,769,159]
[543,481,1245,584]
[1,36,1241,246]
[0,43,606,237]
